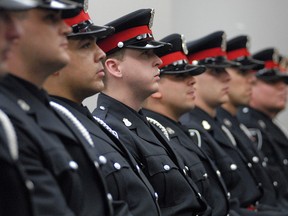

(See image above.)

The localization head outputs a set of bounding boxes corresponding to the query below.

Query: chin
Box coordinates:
[52,55,70,71]
[150,85,159,94]
[220,96,229,104]
[96,86,105,92]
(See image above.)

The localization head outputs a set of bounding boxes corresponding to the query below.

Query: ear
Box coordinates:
[105,58,123,78]
[151,91,162,99]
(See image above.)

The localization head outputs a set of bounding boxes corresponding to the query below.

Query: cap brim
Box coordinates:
[0,0,37,10]
[37,0,82,18]
[126,40,172,53]
[258,75,288,84]
[256,69,288,84]
[68,25,114,39]
[199,57,240,68]
[161,64,206,76]
[235,57,264,70]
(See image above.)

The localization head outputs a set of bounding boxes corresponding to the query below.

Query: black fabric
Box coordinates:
[93,93,212,216]
[217,107,288,209]
[143,108,230,216]
[0,74,114,216]
[51,96,161,216]
[238,106,288,206]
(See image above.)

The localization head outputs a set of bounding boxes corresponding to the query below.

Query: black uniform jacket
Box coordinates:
[217,107,285,208]
[238,106,288,204]
[93,93,212,216]
[180,107,262,208]
[0,114,34,216]
[143,108,230,216]
[0,74,114,216]
[51,96,161,216]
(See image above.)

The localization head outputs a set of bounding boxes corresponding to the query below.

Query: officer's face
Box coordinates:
[7,9,72,78]
[226,67,256,107]
[114,48,162,99]
[194,68,231,109]
[51,36,106,102]
[0,10,25,73]
[157,73,196,118]
[251,79,287,115]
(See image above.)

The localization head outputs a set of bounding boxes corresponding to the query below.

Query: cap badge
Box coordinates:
[123,118,132,127]
[202,120,211,130]
[181,34,188,55]
[273,49,279,64]
[83,0,89,13]
[221,33,227,51]
[280,58,287,70]
[246,36,251,49]
[149,9,155,29]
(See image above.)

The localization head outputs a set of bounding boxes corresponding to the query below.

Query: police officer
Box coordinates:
[43,4,161,215]
[0,1,37,215]
[142,33,239,216]
[180,31,286,215]
[238,48,288,208]
[217,35,288,210]
[0,0,121,215]
[93,9,212,216]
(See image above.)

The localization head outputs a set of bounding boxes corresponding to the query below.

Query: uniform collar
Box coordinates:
[3,74,50,106]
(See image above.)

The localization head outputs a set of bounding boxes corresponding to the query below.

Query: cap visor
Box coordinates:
[69,25,114,39]
[256,69,288,84]
[0,0,37,10]
[274,74,288,84]
[127,40,172,53]
[258,75,288,84]
[200,58,240,68]
[161,64,206,76]
[38,0,82,18]
[237,58,264,70]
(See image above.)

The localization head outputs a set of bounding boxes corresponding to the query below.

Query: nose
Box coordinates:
[95,44,106,62]
[223,69,231,82]
[248,73,257,85]
[187,75,196,85]
[61,20,72,36]
[154,54,162,68]
[5,12,22,42]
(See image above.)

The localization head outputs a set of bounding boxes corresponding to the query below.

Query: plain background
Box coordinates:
[84,0,288,131]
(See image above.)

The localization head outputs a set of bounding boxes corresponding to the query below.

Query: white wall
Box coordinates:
[85,0,288,130]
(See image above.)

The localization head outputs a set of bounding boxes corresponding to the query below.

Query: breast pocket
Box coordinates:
[99,151,131,199]
[145,154,188,207]
[43,147,83,215]
[185,160,209,195]
[215,156,240,191]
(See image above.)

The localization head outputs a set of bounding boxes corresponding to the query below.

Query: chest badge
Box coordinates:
[123,118,132,127]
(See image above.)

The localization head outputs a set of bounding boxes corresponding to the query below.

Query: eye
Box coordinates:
[81,42,92,49]
[44,12,61,23]
[141,49,154,57]
[175,73,190,79]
